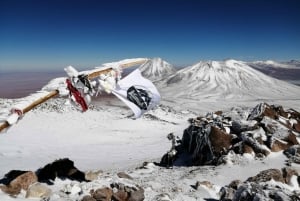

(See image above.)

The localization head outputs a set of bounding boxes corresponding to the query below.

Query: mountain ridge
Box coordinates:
[152,59,300,101]
[138,57,177,81]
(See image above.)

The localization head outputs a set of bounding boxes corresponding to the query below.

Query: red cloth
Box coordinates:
[66,79,88,112]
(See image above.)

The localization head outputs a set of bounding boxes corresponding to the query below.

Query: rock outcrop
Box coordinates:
[160,103,300,167]
[220,167,300,201]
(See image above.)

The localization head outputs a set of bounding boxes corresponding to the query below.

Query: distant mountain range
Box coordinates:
[246,60,300,85]
[139,58,300,101]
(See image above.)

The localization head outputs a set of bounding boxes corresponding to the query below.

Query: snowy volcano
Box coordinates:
[159,59,300,102]
[139,57,176,81]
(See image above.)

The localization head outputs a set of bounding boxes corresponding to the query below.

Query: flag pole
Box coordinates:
[0,59,148,133]
[0,90,59,133]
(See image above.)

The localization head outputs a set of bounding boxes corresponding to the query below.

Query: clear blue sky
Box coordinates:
[1,0,300,71]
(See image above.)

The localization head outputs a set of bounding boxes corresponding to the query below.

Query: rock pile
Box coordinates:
[0,158,145,200]
[0,158,89,198]
[220,167,300,201]
[82,183,144,201]
[160,103,300,167]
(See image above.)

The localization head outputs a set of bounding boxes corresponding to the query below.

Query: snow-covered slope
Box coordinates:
[159,60,300,101]
[139,57,176,81]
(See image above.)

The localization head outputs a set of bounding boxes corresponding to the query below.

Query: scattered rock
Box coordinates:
[117,172,133,180]
[0,171,38,196]
[282,167,299,184]
[270,138,291,152]
[91,187,113,201]
[9,171,38,190]
[128,187,144,201]
[82,195,96,201]
[284,145,300,165]
[247,169,285,183]
[195,180,213,189]
[85,170,103,181]
[242,144,255,155]
[25,182,52,199]
[228,180,242,190]
[110,183,144,201]
[112,190,129,201]
[153,193,172,201]
[0,183,21,196]
[0,170,29,185]
[294,122,300,132]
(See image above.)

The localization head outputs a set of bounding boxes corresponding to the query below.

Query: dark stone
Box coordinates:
[117,172,133,180]
[0,170,29,185]
[112,190,129,201]
[247,169,284,183]
[82,195,96,201]
[128,188,144,201]
[36,158,87,184]
[91,187,112,201]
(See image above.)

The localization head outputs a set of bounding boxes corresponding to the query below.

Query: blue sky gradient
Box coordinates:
[1,0,300,71]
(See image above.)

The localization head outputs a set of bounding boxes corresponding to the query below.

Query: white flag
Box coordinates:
[112,69,161,118]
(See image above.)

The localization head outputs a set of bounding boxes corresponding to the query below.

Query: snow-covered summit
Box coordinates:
[160,59,300,100]
[139,57,176,81]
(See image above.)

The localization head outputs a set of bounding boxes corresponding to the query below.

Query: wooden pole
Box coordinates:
[0,122,9,133]
[87,59,147,80]
[0,90,59,133]
[88,68,113,80]
[22,90,59,114]
[0,59,148,133]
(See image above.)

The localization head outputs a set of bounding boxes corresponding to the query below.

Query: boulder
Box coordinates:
[209,126,232,153]
[85,170,103,181]
[270,132,299,152]
[247,103,277,121]
[195,181,213,189]
[91,187,112,201]
[153,193,172,201]
[117,172,133,180]
[284,145,300,165]
[0,171,37,196]
[0,184,21,196]
[112,190,129,201]
[9,171,38,191]
[110,183,144,201]
[0,170,29,185]
[242,144,255,155]
[82,195,97,201]
[220,168,300,201]
[36,158,87,184]
[271,138,291,152]
[25,182,52,198]
[294,122,300,132]
[247,169,285,183]
[128,187,144,201]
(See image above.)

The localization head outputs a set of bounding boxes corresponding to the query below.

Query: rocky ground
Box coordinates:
[0,102,300,201]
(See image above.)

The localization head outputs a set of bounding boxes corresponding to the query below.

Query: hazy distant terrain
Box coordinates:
[248,60,300,86]
[0,71,64,98]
